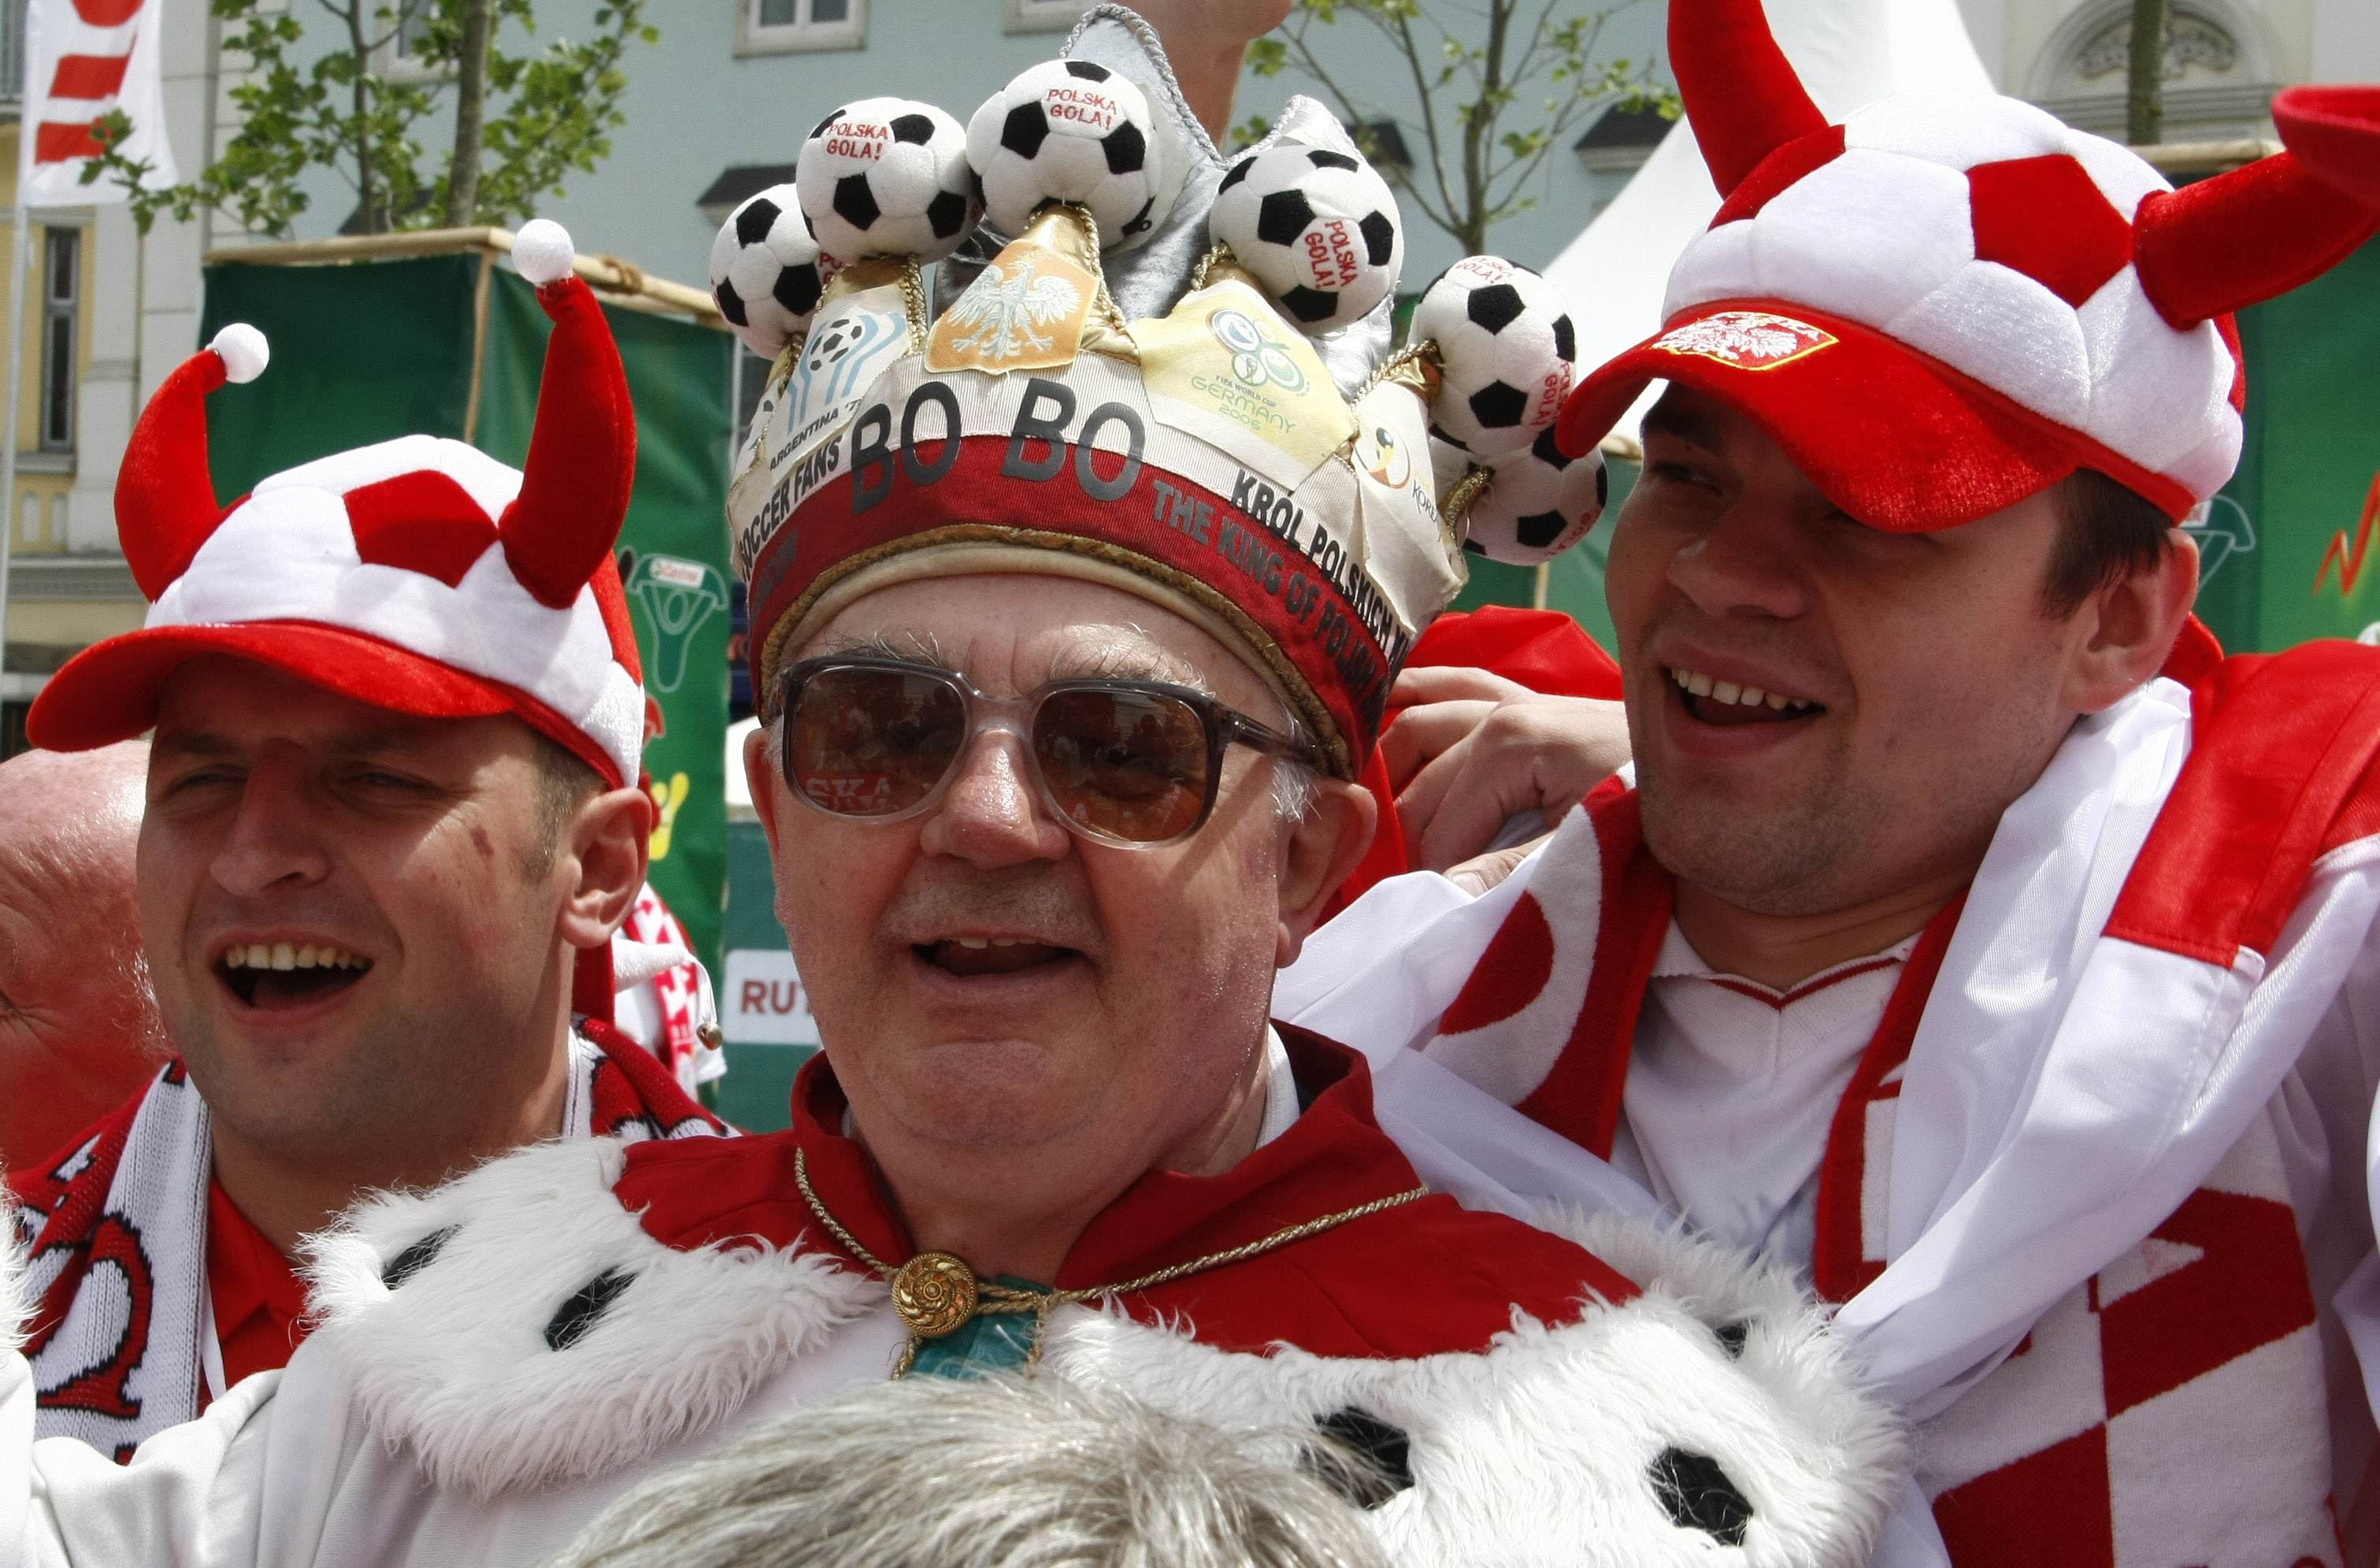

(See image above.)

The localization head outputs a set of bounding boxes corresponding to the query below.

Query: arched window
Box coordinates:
[2030,0,2274,140]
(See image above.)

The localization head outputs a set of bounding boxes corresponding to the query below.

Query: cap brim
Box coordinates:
[1557,300,2191,532]
[33,620,528,754]
[2273,85,2380,211]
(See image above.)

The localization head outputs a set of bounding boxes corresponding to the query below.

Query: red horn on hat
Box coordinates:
[117,324,268,601]
[2133,89,2380,331]
[1671,0,1829,197]
[499,219,637,610]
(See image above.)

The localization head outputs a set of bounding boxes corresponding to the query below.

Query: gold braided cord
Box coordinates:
[794,1147,1429,1373]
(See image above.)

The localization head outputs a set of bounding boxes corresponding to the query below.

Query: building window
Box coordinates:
[1004,0,1084,33]
[39,228,76,454]
[737,0,865,56]
[383,0,447,81]
[0,0,25,109]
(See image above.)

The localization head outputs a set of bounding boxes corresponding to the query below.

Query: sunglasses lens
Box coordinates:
[787,666,966,817]
[1034,688,1212,843]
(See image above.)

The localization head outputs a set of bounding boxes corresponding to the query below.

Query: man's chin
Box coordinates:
[851,1034,1103,1150]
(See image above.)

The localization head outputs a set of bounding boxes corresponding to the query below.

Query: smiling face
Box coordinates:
[750,574,1356,1223]
[1607,385,2098,918]
[139,658,588,1177]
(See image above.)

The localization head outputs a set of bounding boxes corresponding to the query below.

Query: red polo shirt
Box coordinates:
[202,1179,310,1403]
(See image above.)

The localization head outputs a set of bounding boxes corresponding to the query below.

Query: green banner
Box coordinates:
[200,256,736,980]
[2197,235,2380,652]
[476,272,736,976]
[199,255,481,492]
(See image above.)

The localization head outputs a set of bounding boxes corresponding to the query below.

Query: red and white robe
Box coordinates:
[0,1031,1903,1566]
[5,1020,721,1457]
[1282,642,2380,1566]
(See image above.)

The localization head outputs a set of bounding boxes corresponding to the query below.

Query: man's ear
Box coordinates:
[2063,529,2201,715]
[1276,777,1377,969]
[744,723,786,854]
[557,787,656,953]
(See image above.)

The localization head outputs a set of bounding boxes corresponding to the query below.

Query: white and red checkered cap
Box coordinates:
[1558,0,2380,531]
[30,222,648,788]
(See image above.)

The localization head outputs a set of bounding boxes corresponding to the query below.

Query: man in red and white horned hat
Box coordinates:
[0,13,1901,1564]
[1284,6,2380,1560]
[4,218,718,1460]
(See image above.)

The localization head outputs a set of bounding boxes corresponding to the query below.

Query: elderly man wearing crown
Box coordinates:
[1281,2,2380,1562]
[2,220,721,1465]
[0,11,1900,1566]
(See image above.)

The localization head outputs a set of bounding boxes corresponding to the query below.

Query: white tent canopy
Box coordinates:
[1548,0,1993,438]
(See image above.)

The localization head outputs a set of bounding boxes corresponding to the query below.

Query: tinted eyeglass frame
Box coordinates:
[775,655,1322,848]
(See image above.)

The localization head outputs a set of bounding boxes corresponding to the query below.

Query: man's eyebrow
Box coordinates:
[1640,398,1725,450]
[151,728,444,762]
[816,631,948,665]
[321,728,445,759]
[150,731,238,762]
[1048,641,1213,694]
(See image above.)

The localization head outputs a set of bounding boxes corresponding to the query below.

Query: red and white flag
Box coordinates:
[17,0,178,207]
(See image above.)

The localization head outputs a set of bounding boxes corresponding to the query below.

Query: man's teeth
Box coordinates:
[1669,666,1816,712]
[950,937,1036,950]
[223,943,369,972]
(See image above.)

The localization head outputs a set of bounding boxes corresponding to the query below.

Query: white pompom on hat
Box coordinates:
[512,218,578,287]
[208,323,269,385]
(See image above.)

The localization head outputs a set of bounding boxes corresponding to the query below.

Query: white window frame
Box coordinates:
[378,0,450,83]
[1003,0,1084,34]
[37,227,77,456]
[736,0,866,57]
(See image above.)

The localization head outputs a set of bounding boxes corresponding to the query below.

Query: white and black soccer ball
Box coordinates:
[1210,140,1403,334]
[710,184,840,361]
[966,59,1169,251]
[795,97,979,265]
[1412,257,1578,458]
[1461,424,1607,564]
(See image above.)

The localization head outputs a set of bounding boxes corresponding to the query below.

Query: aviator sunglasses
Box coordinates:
[776,655,1321,848]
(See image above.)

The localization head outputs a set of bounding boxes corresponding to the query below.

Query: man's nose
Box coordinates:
[209,753,333,897]
[916,729,1072,867]
[1666,498,1812,622]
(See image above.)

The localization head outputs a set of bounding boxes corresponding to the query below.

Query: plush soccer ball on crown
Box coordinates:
[1412,257,1577,458]
[710,185,841,361]
[1209,141,1403,335]
[1461,424,1607,564]
[795,97,980,265]
[967,59,1169,251]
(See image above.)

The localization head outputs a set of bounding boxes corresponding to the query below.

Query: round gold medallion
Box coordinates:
[891,1251,978,1338]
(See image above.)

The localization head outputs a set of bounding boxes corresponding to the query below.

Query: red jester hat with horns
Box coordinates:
[1558,0,2380,533]
[29,221,646,794]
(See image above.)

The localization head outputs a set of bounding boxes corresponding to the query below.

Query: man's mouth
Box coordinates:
[914,936,1080,979]
[215,942,374,1010]
[1666,665,1826,728]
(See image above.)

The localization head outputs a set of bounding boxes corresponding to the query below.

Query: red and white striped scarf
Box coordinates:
[6,1021,721,1457]
[1288,642,2380,1565]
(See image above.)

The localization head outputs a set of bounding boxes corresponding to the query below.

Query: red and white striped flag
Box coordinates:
[17,0,178,206]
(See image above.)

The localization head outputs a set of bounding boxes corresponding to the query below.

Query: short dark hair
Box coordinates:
[2041,468,2175,618]
[527,733,606,879]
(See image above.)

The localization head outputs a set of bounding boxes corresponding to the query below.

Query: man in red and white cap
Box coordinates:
[4,218,719,1459]
[1285,7,2380,1559]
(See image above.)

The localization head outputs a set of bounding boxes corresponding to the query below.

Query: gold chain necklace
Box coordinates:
[793,1147,1429,1378]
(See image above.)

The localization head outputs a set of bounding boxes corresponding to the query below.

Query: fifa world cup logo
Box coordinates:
[625,553,730,694]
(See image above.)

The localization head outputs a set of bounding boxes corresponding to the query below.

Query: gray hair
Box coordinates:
[546,1375,1389,1568]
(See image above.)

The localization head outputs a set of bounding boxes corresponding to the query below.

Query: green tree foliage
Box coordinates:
[1241,0,1677,255]
[84,0,657,237]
